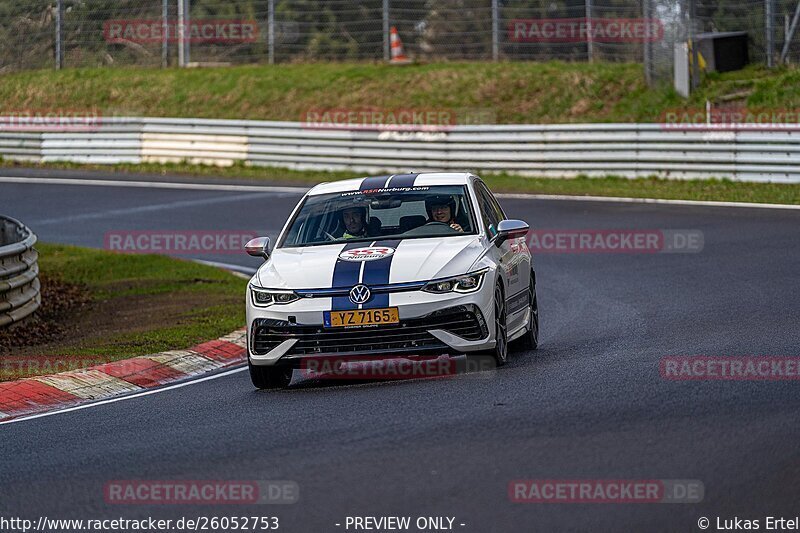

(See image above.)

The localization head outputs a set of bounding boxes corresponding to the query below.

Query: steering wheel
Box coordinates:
[423,221,458,232]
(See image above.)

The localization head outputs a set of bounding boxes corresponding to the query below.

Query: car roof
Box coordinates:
[307,172,474,196]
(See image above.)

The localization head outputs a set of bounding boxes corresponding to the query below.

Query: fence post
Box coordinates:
[162,0,169,68]
[184,0,190,65]
[492,0,499,61]
[643,0,652,85]
[177,0,185,66]
[383,0,390,61]
[766,0,775,67]
[780,1,800,63]
[689,0,699,89]
[268,0,275,64]
[55,0,63,69]
[585,0,594,62]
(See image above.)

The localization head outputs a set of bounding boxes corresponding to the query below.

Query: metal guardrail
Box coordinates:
[0,216,40,328]
[2,118,800,182]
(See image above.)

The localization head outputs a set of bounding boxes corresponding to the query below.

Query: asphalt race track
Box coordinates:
[1,168,799,532]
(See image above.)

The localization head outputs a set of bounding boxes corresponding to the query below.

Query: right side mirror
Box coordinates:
[245,237,271,260]
[495,220,529,247]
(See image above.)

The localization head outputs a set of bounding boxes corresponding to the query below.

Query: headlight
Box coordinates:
[250,285,300,307]
[422,268,488,294]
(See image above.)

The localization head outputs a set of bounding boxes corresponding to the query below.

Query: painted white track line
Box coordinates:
[1,175,798,210]
[0,176,307,193]
[495,192,800,210]
[32,191,276,226]
[0,366,248,426]
[0,261,255,427]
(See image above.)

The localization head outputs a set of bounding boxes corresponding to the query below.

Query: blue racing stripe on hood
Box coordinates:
[331,241,364,311]
[386,173,418,188]
[359,175,391,191]
[361,239,402,309]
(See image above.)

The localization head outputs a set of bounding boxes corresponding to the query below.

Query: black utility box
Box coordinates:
[695,31,749,73]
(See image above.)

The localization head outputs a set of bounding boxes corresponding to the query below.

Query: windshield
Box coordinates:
[279,185,477,248]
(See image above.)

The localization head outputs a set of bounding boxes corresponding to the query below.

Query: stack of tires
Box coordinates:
[0,216,39,328]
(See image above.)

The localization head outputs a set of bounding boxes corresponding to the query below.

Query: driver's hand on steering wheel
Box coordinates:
[449,222,463,232]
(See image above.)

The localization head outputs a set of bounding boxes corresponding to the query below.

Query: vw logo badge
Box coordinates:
[349,284,371,305]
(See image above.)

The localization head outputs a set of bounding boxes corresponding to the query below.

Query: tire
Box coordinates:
[249,360,292,389]
[514,271,539,352]
[484,283,508,366]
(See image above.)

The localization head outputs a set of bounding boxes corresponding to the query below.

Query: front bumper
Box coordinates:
[246,285,495,367]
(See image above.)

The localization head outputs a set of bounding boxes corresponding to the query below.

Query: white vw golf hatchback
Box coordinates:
[245,172,538,388]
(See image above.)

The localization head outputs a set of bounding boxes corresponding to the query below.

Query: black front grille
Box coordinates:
[251,306,486,356]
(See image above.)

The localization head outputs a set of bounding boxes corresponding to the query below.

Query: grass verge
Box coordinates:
[5,160,799,205]
[0,62,797,124]
[0,242,247,381]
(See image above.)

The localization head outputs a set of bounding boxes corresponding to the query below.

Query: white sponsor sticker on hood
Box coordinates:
[338,246,395,262]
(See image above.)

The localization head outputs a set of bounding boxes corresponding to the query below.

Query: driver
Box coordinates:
[341,206,369,239]
[425,195,463,232]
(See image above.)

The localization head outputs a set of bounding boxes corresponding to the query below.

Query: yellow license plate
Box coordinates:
[326,307,399,328]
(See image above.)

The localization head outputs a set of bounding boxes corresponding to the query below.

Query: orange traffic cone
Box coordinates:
[389,26,411,64]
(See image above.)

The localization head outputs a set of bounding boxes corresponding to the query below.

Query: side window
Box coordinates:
[485,186,507,223]
[475,182,501,238]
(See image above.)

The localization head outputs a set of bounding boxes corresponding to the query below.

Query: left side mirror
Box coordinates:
[495,220,529,247]
[245,237,271,260]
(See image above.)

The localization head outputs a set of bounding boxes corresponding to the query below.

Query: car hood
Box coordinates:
[255,235,485,289]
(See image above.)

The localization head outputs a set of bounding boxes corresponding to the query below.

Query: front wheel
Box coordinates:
[514,271,539,352]
[249,360,292,389]
[484,283,508,366]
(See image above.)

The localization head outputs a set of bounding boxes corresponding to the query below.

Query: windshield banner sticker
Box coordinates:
[341,186,429,197]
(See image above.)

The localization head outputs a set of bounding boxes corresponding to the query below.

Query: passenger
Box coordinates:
[341,206,369,239]
[425,195,463,232]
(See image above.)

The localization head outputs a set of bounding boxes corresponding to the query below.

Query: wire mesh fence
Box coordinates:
[1,1,799,85]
